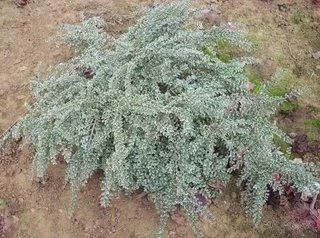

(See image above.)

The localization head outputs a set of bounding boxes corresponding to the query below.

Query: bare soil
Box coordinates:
[0,0,320,237]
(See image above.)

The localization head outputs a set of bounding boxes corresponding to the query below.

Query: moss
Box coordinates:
[267,70,300,97]
[280,101,298,114]
[307,105,320,114]
[267,86,288,97]
[291,11,314,41]
[216,40,232,62]
[202,45,215,59]
[244,68,263,94]
[247,32,263,51]
[292,12,306,25]
[0,198,6,207]
[304,118,320,140]
[305,119,320,133]
[244,69,299,115]
[273,134,289,154]
[202,41,233,63]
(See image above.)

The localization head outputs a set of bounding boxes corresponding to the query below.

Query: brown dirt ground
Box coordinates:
[0,0,320,237]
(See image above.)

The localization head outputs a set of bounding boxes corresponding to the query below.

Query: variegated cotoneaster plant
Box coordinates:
[1,1,319,235]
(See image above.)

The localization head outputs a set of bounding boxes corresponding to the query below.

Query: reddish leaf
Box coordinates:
[316,215,320,230]
[15,0,29,7]
[225,24,238,31]
[83,68,94,79]
[313,0,320,5]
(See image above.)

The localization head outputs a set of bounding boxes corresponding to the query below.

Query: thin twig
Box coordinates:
[286,40,298,61]
[87,118,97,146]
[310,193,319,217]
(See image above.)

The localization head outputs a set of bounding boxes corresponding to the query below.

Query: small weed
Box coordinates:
[202,45,215,59]
[245,68,264,94]
[292,12,306,25]
[273,134,291,157]
[245,69,299,114]
[202,41,233,63]
[304,118,320,140]
[216,40,232,62]
[247,32,263,51]
[267,86,288,97]
[280,101,298,114]
[307,105,320,114]
[0,199,6,207]
[305,119,320,133]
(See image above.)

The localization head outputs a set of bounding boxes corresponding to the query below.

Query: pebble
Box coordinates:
[19,66,28,71]
[289,132,297,138]
[293,158,303,164]
[169,231,177,238]
[312,51,320,59]
[12,216,19,224]
[223,201,230,210]
[278,4,289,12]
[18,197,24,204]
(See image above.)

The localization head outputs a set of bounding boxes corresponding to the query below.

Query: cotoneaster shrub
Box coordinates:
[1,1,319,235]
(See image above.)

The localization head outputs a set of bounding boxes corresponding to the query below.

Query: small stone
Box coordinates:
[278,4,288,12]
[287,95,297,102]
[12,216,19,224]
[18,197,24,204]
[293,158,303,164]
[289,132,297,138]
[245,82,254,91]
[284,117,293,124]
[19,66,28,71]
[231,192,237,200]
[17,95,25,100]
[30,208,35,213]
[84,223,91,232]
[301,193,310,202]
[223,201,231,210]
[313,51,320,59]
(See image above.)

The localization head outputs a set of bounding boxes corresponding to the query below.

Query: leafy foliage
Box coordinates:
[1,1,319,233]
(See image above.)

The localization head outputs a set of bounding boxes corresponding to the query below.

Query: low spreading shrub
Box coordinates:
[1,1,319,235]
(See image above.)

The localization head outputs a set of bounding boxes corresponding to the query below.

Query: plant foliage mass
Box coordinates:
[2,1,319,231]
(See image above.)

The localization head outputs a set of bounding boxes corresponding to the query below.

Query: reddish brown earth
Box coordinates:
[0,0,320,237]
